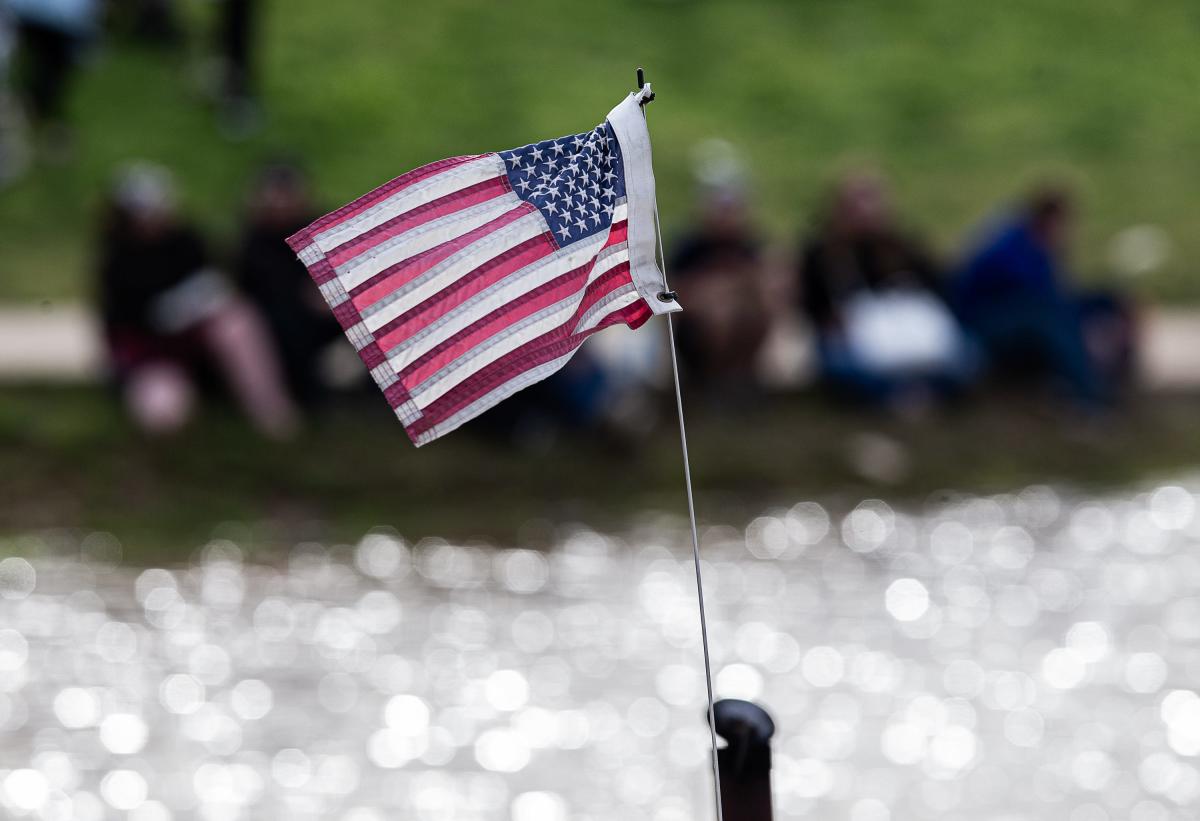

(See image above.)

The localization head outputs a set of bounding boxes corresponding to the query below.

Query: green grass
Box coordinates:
[3,385,1200,564]
[1,0,1198,303]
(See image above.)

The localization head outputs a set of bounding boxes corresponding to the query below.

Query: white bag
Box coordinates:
[843,289,964,373]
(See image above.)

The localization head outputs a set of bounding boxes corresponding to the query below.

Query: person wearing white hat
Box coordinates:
[98,163,299,438]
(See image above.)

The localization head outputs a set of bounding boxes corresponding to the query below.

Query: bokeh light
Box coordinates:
[1,480,1199,817]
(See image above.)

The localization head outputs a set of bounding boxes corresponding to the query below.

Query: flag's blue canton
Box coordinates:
[498,121,627,248]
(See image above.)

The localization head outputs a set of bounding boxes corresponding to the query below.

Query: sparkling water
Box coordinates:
[2,480,1200,820]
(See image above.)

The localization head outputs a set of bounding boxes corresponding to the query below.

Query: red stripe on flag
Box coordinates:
[574,261,633,320]
[349,205,531,310]
[383,380,412,409]
[289,242,339,286]
[374,232,557,352]
[393,229,631,388]
[406,329,584,438]
[324,176,510,269]
[404,277,645,438]
[401,263,594,385]
[359,340,386,369]
[304,154,486,237]
[330,299,362,331]
[620,299,654,330]
[593,298,652,332]
[603,220,628,249]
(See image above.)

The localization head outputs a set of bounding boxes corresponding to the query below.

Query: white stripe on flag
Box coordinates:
[361,200,628,334]
[317,276,350,308]
[410,294,582,409]
[337,195,521,292]
[584,243,630,286]
[314,155,504,250]
[414,351,577,446]
[574,284,640,334]
[385,233,619,372]
[361,210,547,332]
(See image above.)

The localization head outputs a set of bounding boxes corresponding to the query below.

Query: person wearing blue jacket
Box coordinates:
[953,187,1134,405]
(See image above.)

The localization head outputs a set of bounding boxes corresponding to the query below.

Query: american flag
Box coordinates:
[288,88,679,446]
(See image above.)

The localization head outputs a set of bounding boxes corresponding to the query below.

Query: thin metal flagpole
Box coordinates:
[637,68,726,821]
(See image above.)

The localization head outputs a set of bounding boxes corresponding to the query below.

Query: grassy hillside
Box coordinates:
[1,0,1198,303]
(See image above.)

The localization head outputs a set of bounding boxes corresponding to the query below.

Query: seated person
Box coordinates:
[98,163,298,437]
[670,181,769,400]
[234,163,343,406]
[799,171,974,406]
[953,186,1135,404]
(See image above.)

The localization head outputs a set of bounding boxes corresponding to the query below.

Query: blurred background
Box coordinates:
[2,1,1200,819]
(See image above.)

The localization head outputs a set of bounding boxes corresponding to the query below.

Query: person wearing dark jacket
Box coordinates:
[233,163,342,406]
[98,163,298,437]
[799,171,974,405]
[669,184,768,399]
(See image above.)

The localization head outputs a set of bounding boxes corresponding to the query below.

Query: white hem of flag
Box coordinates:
[606,91,681,316]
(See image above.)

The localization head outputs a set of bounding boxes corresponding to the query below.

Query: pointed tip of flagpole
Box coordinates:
[635,66,655,105]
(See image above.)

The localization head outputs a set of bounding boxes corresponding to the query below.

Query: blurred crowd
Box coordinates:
[0,0,258,177]
[0,1,1140,446]
[86,157,1140,446]
[672,163,1137,416]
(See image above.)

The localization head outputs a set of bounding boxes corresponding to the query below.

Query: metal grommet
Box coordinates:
[657,290,678,302]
